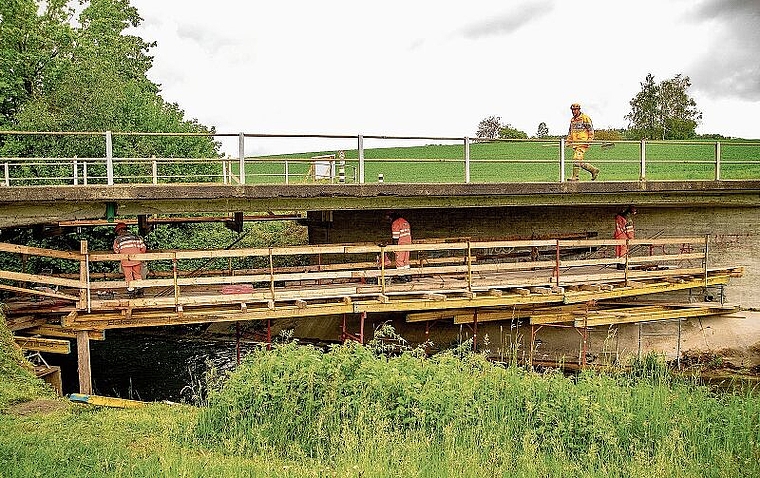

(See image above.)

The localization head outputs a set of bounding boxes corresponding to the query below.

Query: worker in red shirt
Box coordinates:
[387,212,412,282]
[113,222,147,296]
[614,206,636,269]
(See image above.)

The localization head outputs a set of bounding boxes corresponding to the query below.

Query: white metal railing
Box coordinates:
[0,131,758,186]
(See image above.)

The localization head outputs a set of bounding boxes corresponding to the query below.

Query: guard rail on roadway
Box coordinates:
[1,131,758,186]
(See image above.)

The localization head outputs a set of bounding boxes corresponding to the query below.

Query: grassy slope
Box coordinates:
[245,139,760,183]
[1,315,759,477]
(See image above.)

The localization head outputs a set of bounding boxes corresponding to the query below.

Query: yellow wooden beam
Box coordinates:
[68,393,145,408]
[14,336,70,354]
[26,325,105,341]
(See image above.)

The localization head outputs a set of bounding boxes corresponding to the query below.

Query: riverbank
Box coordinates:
[2,319,760,477]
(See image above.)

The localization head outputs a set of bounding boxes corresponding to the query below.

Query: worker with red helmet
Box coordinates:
[113,222,147,296]
[566,103,600,181]
[614,206,637,269]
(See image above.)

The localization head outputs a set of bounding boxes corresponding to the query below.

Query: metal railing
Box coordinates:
[1,131,758,186]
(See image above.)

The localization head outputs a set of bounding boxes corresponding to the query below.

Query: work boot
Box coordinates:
[568,165,580,181]
[581,162,599,180]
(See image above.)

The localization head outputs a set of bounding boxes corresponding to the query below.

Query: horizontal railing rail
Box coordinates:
[1,131,758,186]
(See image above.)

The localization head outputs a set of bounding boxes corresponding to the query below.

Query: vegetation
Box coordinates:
[248,138,760,184]
[0,318,55,410]
[625,73,702,140]
[0,0,221,183]
[1,319,759,477]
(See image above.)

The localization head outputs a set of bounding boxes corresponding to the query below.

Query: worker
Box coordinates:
[566,102,599,181]
[113,222,147,296]
[614,206,637,269]
[387,211,412,282]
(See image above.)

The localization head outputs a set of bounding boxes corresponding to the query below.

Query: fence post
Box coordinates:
[338,150,346,183]
[105,131,114,185]
[152,155,158,184]
[83,162,88,186]
[284,160,289,185]
[3,162,8,186]
[73,156,78,185]
[464,136,470,184]
[358,134,365,184]
[639,139,646,181]
[714,141,721,181]
[238,132,246,185]
[559,139,566,182]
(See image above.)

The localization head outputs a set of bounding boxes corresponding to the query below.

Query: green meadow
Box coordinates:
[241,139,760,184]
[2,319,759,478]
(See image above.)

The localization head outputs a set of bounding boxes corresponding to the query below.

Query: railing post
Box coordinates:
[152,155,158,184]
[338,150,345,183]
[639,139,646,181]
[73,156,78,186]
[284,160,289,185]
[559,139,566,182]
[222,158,228,184]
[3,162,9,186]
[464,136,470,184]
[358,134,365,184]
[83,161,88,186]
[715,141,721,181]
[105,131,114,185]
[238,132,246,185]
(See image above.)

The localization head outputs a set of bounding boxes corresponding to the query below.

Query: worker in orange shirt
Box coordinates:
[387,211,412,282]
[113,222,147,296]
[566,102,599,181]
[614,206,636,269]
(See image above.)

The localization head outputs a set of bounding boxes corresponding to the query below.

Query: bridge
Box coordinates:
[1,131,759,227]
[1,131,759,394]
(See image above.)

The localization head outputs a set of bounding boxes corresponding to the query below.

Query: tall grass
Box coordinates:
[193,342,760,476]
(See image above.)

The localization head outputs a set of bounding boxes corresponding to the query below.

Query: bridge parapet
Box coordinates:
[1,131,758,186]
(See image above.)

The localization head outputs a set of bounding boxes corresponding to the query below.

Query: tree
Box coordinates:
[476,116,502,139]
[536,122,549,138]
[0,0,220,182]
[625,73,702,140]
[498,124,528,139]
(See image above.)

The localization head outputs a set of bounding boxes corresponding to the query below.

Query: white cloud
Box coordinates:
[129,0,760,155]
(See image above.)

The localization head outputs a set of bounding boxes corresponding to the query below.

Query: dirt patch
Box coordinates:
[7,398,69,416]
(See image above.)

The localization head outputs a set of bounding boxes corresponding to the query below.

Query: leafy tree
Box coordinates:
[536,122,549,138]
[476,116,502,139]
[0,0,74,127]
[498,124,528,139]
[0,0,220,183]
[625,73,702,140]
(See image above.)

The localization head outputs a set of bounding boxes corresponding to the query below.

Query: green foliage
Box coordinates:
[0,316,55,410]
[194,342,760,475]
[0,0,221,183]
[498,123,528,139]
[626,73,702,140]
[536,121,549,138]
[475,115,501,139]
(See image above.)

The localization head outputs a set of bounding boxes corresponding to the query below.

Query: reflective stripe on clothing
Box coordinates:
[391,218,411,244]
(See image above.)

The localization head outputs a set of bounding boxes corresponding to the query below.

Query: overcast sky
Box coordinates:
[129,0,759,156]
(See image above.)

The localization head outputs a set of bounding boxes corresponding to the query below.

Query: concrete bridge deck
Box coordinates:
[2,180,760,228]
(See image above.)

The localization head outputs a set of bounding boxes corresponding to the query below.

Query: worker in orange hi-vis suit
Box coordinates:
[387,211,412,282]
[566,102,599,181]
[113,222,147,296]
[614,206,637,269]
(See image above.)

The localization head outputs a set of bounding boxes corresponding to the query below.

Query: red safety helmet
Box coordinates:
[115,222,128,232]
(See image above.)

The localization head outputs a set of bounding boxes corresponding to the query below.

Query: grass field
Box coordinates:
[241,139,760,184]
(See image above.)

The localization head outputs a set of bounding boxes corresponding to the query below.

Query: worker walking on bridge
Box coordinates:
[387,212,412,282]
[614,206,636,269]
[113,222,147,297]
[566,103,599,181]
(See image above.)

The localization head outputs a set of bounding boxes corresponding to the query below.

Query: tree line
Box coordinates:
[477,73,708,141]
